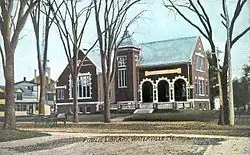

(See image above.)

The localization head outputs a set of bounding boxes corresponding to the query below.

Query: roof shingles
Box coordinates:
[139,36,198,67]
[85,36,199,70]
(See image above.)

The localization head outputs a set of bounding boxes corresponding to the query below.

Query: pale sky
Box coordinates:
[0,0,249,85]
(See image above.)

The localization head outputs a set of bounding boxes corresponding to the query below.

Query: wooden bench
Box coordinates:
[54,113,68,125]
[31,112,69,125]
[31,114,55,124]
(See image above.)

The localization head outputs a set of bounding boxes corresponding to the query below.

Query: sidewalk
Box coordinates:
[110,115,132,122]
[1,132,250,155]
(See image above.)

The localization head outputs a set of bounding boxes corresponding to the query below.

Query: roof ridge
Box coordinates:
[140,36,198,45]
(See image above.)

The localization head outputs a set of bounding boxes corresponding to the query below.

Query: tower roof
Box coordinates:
[120,30,137,46]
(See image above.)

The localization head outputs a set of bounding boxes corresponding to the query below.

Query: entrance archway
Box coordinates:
[157,80,170,102]
[174,79,187,101]
[142,81,153,103]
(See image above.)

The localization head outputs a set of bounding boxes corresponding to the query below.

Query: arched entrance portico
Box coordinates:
[174,79,187,101]
[157,80,170,102]
[142,81,153,103]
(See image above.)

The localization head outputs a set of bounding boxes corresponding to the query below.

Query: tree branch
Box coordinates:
[232,26,250,46]
[0,45,5,74]
[164,0,210,41]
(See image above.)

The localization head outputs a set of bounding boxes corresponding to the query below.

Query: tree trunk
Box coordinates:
[38,73,46,115]
[217,62,224,125]
[221,66,229,125]
[72,76,78,123]
[100,52,111,123]
[227,47,234,126]
[3,51,16,129]
[103,76,110,123]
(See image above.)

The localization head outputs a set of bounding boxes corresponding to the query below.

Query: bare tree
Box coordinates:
[93,0,143,123]
[164,0,250,125]
[0,0,39,129]
[30,0,56,115]
[48,0,97,122]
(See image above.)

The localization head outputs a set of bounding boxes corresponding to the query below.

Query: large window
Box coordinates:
[69,73,92,99]
[78,74,91,98]
[117,56,127,88]
[196,56,204,71]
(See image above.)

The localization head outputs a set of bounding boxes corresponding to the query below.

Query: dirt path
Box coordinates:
[1,132,250,155]
[204,137,250,155]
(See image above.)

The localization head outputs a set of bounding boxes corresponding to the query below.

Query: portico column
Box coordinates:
[169,83,175,102]
[153,84,157,102]
[139,85,142,102]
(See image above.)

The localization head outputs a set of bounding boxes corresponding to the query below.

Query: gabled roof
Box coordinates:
[30,76,55,84]
[15,80,37,85]
[139,36,199,68]
[85,49,102,72]
[30,76,55,90]
[76,36,199,72]
[0,88,4,93]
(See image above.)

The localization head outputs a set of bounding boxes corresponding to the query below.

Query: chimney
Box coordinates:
[23,77,26,81]
[34,69,37,83]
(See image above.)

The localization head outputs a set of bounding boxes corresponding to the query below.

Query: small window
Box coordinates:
[80,107,84,113]
[16,104,27,111]
[86,106,91,113]
[117,56,127,67]
[205,81,208,95]
[195,80,199,95]
[47,93,54,101]
[198,79,205,95]
[57,89,64,100]
[196,56,204,71]
[35,104,39,111]
[27,86,34,91]
[189,89,193,99]
[16,92,23,100]
[0,93,5,99]
[0,105,4,111]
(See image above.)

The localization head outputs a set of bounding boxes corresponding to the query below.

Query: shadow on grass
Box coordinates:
[5,136,224,153]
[124,110,219,122]
[0,129,50,142]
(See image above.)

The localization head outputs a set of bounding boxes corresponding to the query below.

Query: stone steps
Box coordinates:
[133,109,154,114]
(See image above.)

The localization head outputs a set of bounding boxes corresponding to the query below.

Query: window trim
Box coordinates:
[198,79,205,96]
[85,106,91,114]
[57,89,64,100]
[117,56,128,88]
[117,56,127,67]
[69,72,92,99]
[196,56,205,72]
[118,67,127,88]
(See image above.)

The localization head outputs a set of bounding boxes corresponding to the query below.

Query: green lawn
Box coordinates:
[67,113,133,122]
[124,110,219,122]
[0,129,50,142]
[18,121,250,137]
[12,110,250,137]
